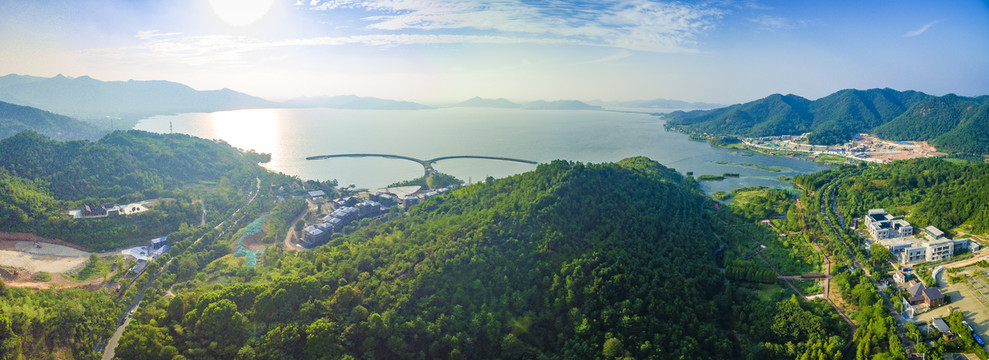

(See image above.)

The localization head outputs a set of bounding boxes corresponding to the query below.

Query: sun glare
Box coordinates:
[208,0,274,26]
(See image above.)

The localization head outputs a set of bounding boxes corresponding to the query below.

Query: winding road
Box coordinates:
[100,177,261,360]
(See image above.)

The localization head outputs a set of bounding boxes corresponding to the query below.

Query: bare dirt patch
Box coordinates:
[240,231,268,251]
[0,241,91,273]
[0,232,93,252]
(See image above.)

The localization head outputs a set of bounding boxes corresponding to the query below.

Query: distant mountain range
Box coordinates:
[0,74,275,119]
[664,88,989,154]
[448,97,604,110]
[451,96,522,108]
[0,100,104,141]
[283,95,432,110]
[590,98,723,110]
[523,99,603,110]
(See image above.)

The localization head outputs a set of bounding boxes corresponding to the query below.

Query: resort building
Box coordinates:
[865,209,913,240]
[877,236,978,264]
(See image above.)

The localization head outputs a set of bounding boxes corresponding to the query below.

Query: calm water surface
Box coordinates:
[135,108,826,192]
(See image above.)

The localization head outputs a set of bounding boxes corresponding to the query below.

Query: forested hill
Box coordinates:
[0,130,266,201]
[664,88,989,153]
[0,130,268,249]
[119,157,849,359]
[0,100,105,141]
[874,95,989,154]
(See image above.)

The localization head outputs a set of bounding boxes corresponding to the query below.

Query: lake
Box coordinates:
[134,108,826,193]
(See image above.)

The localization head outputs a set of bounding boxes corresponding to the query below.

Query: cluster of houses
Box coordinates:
[300,184,462,247]
[868,209,979,265]
[68,201,150,219]
[302,200,383,246]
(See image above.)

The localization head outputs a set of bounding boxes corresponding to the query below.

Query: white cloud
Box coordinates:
[136,30,182,40]
[303,0,725,52]
[581,50,633,64]
[748,15,805,31]
[904,20,939,37]
[81,33,588,67]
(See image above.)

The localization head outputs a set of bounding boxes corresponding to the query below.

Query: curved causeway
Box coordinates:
[306,153,537,186]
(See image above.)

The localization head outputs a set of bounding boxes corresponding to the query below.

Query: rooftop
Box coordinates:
[932,317,952,333]
[923,288,944,300]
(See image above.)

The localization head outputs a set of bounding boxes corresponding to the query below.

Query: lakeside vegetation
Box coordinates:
[715,161,785,172]
[388,171,463,189]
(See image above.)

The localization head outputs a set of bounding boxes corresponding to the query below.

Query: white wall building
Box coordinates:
[865,209,913,240]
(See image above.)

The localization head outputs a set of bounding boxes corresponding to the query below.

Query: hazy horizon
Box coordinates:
[2,0,988,104]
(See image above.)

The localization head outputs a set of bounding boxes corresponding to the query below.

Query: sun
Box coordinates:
[208,0,275,27]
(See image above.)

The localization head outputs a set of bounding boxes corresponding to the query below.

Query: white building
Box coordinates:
[865,209,913,240]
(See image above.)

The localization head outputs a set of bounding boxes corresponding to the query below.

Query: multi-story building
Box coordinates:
[925,225,945,240]
[866,209,913,240]
[925,240,953,263]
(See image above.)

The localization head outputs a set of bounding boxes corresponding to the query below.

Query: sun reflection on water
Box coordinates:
[208,109,280,156]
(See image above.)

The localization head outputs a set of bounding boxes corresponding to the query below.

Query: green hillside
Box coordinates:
[664,93,813,137]
[0,130,266,201]
[665,88,988,154]
[0,130,269,249]
[875,96,989,154]
[117,158,849,360]
[0,100,104,141]
[797,158,989,235]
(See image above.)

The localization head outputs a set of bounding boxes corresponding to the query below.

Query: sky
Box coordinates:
[1,0,988,104]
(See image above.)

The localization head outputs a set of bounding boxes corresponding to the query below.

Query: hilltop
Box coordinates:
[0,130,269,249]
[664,88,989,154]
[112,157,849,359]
[0,100,104,141]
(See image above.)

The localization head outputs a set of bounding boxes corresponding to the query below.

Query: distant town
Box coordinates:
[743,133,947,164]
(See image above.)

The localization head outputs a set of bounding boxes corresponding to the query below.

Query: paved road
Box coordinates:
[100,177,260,360]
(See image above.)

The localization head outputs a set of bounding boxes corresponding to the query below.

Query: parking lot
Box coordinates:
[926,269,989,345]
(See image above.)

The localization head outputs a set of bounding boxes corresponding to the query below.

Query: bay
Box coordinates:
[134,107,826,192]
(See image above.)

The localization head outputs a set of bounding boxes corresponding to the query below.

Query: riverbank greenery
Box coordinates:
[715,161,784,172]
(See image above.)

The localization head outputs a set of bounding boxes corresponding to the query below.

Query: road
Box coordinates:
[100,177,260,360]
[283,201,309,251]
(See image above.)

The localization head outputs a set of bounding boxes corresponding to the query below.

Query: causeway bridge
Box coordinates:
[306,153,537,188]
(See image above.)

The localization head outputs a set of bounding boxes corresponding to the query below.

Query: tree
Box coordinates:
[870,243,893,266]
[116,324,166,360]
[603,338,624,358]
[295,219,305,232]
